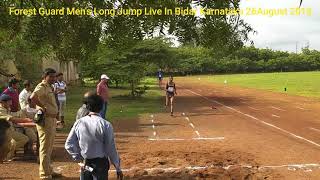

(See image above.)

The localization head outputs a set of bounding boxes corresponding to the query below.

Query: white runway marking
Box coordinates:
[109,163,320,173]
[296,106,305,110]
[271,106,285,111]
[54,165,67,173]
[150,114,157,138]
[148,137,224,141]
[272,114,280,118]
[194,137,225,140]
[187,89,320,148]
[195,131,201,137]
[240,101,248,104]
[185,117,190,121]
[248,106,259,111]
[189,123,195,129]
[309,127,320,134]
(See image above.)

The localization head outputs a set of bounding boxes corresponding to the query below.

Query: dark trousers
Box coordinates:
[80,157,110,180]
[99,102,108,119]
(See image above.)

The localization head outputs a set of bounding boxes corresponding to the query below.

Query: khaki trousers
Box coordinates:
[25,127,37,143]
[36,117,56,179]
[11,130,29,149]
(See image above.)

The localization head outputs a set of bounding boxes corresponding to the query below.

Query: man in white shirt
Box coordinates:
[18,80,37,152]
[19,80,32,112]
[65,94,123,180]
[54,73,67,128]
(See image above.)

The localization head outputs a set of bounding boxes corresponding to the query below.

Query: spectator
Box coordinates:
[76,91,95,120]
[54,73,67,128]
[65,94,123,180]
[97,74,109,119]
[2,78,21,116]
[0,94,33,161]
[19,80,33,116]
[30,68,62,179]
[0,118,12,162]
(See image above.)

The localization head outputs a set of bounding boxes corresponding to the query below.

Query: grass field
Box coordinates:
[63,78,162,132]
[193,71,320,98]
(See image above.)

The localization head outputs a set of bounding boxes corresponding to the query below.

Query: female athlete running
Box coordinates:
[165,76,177,116]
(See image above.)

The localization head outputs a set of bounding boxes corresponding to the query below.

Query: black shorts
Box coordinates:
[167,92,174,98]
[158,77,163,81]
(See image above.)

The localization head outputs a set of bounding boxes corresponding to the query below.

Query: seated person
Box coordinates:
[0,94,34,161]
[0,118,12,162]
[22,98,38,153]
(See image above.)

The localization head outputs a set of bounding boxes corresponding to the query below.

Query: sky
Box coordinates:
[240,0,320,52]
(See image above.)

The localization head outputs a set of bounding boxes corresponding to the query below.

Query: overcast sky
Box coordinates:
[240,0,320,52]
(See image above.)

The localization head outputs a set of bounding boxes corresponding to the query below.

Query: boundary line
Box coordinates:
[309,127,320,134]
[271,106,286,111]
[272,114,280,118]
[108,163,320,173]
[186,89,320,148]
[148,137,225,141]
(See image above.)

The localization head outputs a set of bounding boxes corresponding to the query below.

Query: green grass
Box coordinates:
[62,78,162,132]
[194,71,320,98]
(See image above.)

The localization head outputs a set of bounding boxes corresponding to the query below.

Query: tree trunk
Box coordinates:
[131,81,135,97]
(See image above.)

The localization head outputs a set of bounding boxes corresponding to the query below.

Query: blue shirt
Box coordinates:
[157,71,163,78]
[65,114,121,171]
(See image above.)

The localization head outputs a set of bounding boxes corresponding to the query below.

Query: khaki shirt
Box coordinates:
[33,80,58,116]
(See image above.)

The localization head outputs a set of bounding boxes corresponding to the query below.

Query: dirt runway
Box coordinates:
[1,78,319,179]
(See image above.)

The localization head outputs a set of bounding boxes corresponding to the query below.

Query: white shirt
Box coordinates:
[65,114,121,171]
[19,89,32,110]
[54,81,67,101]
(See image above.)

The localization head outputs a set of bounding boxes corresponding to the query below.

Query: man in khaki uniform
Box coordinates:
[0,94,33,161]
[0,118,12,161]
[30,68,61,179]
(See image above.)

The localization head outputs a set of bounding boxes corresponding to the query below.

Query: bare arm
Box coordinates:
[174,83,177,95]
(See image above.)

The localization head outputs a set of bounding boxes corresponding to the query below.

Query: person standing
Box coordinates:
[54,73,67,127]
[97,74,109,119]
[2,78,21,116]
[30,68,61,179]
[76,91,95,120]
[65,94,123,180]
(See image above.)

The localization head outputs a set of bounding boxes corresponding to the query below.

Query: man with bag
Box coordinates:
[65,94,123,180]
[30,68,62,179]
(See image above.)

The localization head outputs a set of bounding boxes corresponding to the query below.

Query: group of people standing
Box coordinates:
[0,68,176,180]
[0,69,122,180]
[0,68,67,179]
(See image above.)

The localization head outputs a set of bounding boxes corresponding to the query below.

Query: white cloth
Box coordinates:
[19,89,32,110]
[54,81,67,101]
